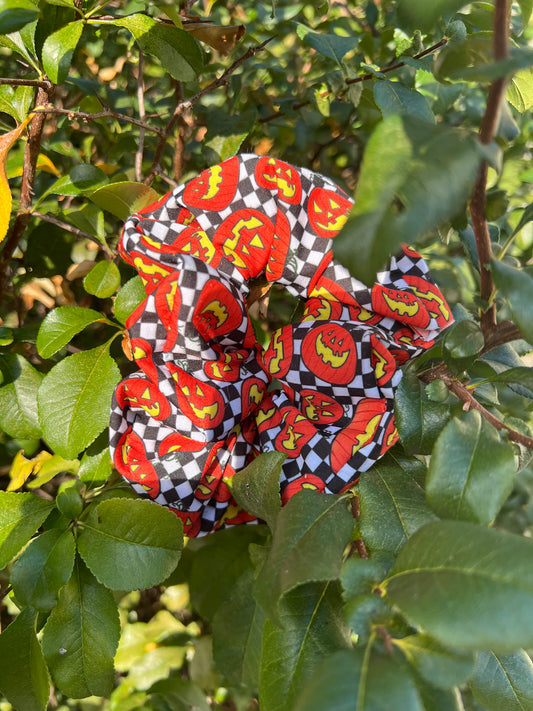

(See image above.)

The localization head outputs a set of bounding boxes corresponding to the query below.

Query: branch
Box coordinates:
[32,211,114,257]
[469,0,510,335]
[135,51,146,182]
[0,77,53,89]
[144,38,273,183]
[420,363,533,449]
[32,106,166,137]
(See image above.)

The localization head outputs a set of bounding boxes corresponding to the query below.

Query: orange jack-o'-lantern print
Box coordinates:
[115,378,171,421]
[169,367,225,429]
[192,279,244,342]
[158,433,206,456]
[302,296,343,322]
[302,323,356,385]
[137,190,173,215]
[204,350,246,382]
[403,275,452,328]
[115,428,160,497]
[308,187,352,238]
[131,250,174,292]
[255,395,282,436]
[274,407,316,457]
[370,335,396,387]
[281,474,325,504]
[263,325,293,379]
[255,157,303,204]
[265,211,291,282]
[166,225,220,268]
[130,338,158,382]
[242,377,268,418]
[183,156,239,210]
[175,510,202,537]
[299,389,343,425]
[331,399,387,473]
[381,416,399,454]
[153,273,182,352]
[372,284,431,329]
[213,209,274,279]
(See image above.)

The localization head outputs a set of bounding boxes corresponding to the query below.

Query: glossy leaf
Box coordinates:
[37,305,107,358]
[0,491,54,569]
[374,80,434,123]
[0,0,39,35]
[442,320,485,374]
[254,491,353,623]
[11,529,75,610]
[44,164,107,198]
[89,181,160,220]
[396,0,472,32]
[259,581,350,711]
[0,353,43,439]
[385,520,533,652]
[0,607,50,711]
[394,368,450,454]
[83,260,121,298]
[115,14,203,82]
[78,448,112,487]
[507,68,533,113]
[76,498,183,590]
[426,411,516,525]
[471,650,533,711]
[147,677,210,711]
[396,634,475,689]
[358,454,437,555]
[230,451,284,529]
[38,343,120,459]
[42,557,120,698]
[492,260,533,344]
[113,275,146,324]
[42,20,83,84]
[296,24,360,65]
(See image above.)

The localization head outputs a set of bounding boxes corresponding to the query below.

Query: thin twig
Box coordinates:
[32,105,166,136]
[32,211,114,256]
[135,51,145,182]
[470,0,509,334]
[0,77,53,89]
[420,363,533,449]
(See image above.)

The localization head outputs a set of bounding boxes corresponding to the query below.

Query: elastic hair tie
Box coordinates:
[109,154,453,537]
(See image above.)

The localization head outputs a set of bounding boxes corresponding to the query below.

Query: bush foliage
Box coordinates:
[1,0,533,709]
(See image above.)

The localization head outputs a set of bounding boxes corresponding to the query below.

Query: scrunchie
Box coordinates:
[109,154,452,537]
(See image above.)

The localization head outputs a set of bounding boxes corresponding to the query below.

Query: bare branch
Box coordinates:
[135,51,146,182]
[32,211,114,257]
[0,77,53,89]
[32,105,166,137]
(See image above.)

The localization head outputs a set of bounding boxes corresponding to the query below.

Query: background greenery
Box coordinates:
[0,0,533,709]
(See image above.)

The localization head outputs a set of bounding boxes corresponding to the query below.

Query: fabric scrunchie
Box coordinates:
[109,154,452,537]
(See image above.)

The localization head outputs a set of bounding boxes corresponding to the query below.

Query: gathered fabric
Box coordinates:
[109,154,452,536]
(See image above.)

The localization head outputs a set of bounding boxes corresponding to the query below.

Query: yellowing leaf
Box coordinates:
[8,152,60,179]
[8,450,53,491]
[0,115,33,243]
[183,21,245,54]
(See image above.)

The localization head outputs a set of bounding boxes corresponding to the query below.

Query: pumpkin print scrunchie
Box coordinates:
[109,154,452,537]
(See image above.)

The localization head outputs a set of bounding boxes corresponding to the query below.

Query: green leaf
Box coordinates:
[78,448,112,487]
[292,647,424,711]
[426,411,516,525]
[38,343,121,459]
[492,260,533,344]
[37,305,107,359]
[44,164,107,198]
[0,491,54,569]
[483,365,533,391]
[374,80,434,123]
[26,454,80,490]
[89,181,160,221]
[0,0,39,34]
[415,680,465,711]
[42,557,120,698]
[296,24,360,66]
[259,582,350,711]
[56,482,84,519]
[113,275,146,324]
[471,650,533,711]
[517,0,533,28]
[0,608,50,711]
[254,491,353,623]
[229,451,284,529]
[147,677,210,711]
[437,40,533,83]
[76,498,183,590]
[507,68,533,113]
[11,529,75,610]
[396,0,472,32]
[385,520,533,653]
[212,568,265,688]
[83,260,121,298]
[358,454,437,555]
[42,20,83,84]
[394,368,450,455]
[0,354,43,439]
[396,634,475,689]
[115,14,203,82]
[442,320,485,374]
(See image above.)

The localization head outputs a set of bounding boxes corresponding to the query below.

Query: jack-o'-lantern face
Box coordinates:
[158,433,206,456]
[281,474,325,504]
[331,399,387,473]
[196,442,231,502]
[192,279,244,342]
[263,326,293,379]
[302,296,343,322]
[255,394,282,435]
[204,350,246,382]
[308,187,352,238]
[242,377,268,418]
[115,378,171,421]
[274,407,317,457]
[183,156,239,210]
[265,211,291,282]
[372,284,431,329]
[130,338,158,382]
[168,226,220,267]
[370,335,397,387]
[169,367,225,429]
[302,323,356,385]
[213,209,274,279]
[255,157,303,204]
[299,389,343,425]
[174,509,202,537]
[131,250,173,293]
[403,275,452,328]
[115,428,160,497]
[381,415,399,454]
[153,273,182,352]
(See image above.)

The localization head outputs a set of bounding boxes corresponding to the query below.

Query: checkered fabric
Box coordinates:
[109,154,453,536]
